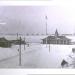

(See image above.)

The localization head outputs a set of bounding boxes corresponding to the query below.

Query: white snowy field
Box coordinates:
[0,43,74,68]
[0,35,75,68]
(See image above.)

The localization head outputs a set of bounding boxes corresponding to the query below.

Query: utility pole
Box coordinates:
[49,41,50,52]
[17,33,18,40]
[45,16,48,47]
[19,36,21,66]
[24,37,25,50]
[45,16,50,52]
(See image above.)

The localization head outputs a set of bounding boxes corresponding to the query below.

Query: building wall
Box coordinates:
[42,39,70,45]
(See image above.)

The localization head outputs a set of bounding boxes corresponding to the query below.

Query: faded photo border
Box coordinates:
[0,0,75,75]
[0,0,53,1]
[0,69,75,75]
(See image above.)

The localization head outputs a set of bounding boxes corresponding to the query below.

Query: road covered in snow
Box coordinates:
[0,43,74,68]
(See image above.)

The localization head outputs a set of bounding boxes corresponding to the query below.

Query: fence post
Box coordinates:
[24,37,25,50]
[49,44,50,52]
[19,36,21,66]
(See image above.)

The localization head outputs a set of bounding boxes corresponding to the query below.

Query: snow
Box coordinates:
[0,43,74,68]
[66,36,75,42]
[0,35,75,68]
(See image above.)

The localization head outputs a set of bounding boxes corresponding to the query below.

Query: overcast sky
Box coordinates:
[0,6,75,35]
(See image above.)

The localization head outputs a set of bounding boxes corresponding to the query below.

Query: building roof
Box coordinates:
[55,29,59,37]
[0,37,9,42]
[42,29,71,41]
[42,35,71,40]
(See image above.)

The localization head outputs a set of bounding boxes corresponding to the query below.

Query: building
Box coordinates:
[10,38,26,45]
[0,37,11,47]
[42,29,71,45]
[10,40,25,45]
[0,37,26,47]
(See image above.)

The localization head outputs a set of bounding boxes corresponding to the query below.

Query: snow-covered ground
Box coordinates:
[0,35,75,68]
[0,43,74,68]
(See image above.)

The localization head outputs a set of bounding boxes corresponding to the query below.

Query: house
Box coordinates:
[10,39,26,45]
[0,37,11,47]
[42,29,71,45]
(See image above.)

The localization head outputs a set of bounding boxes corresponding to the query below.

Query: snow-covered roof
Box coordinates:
[43,35,70,40]
[66,36,75,42]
